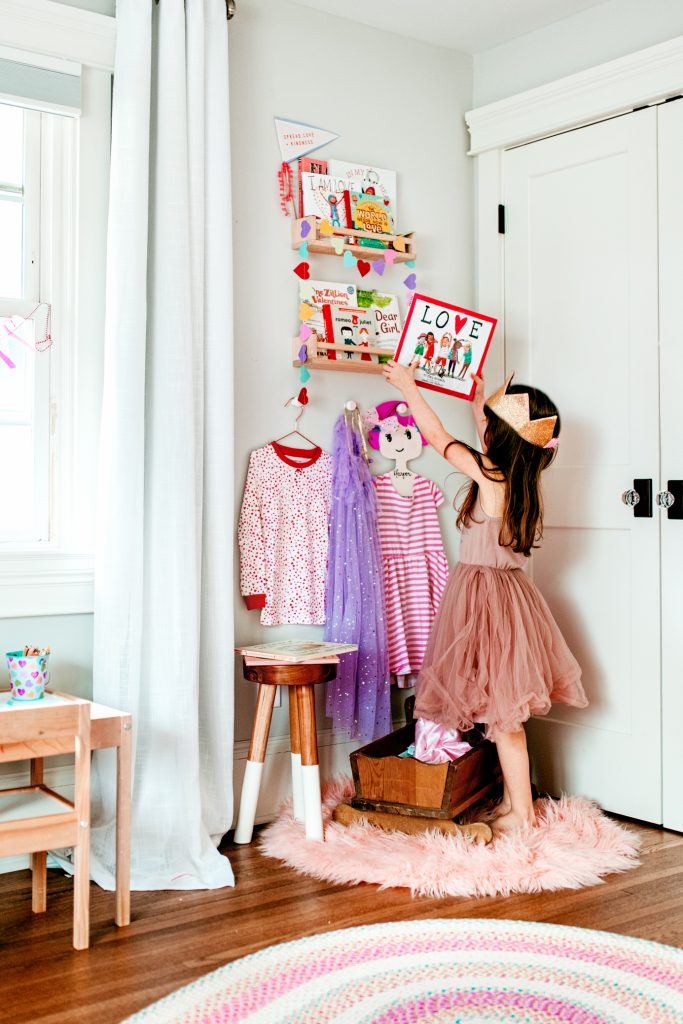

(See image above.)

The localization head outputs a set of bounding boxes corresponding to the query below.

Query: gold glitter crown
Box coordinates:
[485,374,558,449]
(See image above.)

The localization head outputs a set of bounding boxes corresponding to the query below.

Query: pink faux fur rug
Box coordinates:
[259,776,641,898]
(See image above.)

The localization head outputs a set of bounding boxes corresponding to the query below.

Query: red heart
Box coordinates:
[293,262,310,280]
[455,315,468,335]
[357,260,371,278]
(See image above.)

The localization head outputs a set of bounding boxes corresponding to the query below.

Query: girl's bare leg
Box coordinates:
[491,728,536,833]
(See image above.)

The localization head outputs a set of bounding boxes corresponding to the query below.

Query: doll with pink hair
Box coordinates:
[365,400,449,685]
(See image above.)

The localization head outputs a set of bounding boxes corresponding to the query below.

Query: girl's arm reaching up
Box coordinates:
[470,373,488,451]
[382,361,489,484]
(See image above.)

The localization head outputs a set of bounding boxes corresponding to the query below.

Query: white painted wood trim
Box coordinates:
[0,550,94,616]
[474,148,505,387]
[466,33,683,154]
[0,0,115,73]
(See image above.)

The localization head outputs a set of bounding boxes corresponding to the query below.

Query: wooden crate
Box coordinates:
[350,721,502,819]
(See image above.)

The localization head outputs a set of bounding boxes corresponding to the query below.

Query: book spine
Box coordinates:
[321,303,336,361]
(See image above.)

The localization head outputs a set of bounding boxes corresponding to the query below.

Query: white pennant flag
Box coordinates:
[274,117,338,164]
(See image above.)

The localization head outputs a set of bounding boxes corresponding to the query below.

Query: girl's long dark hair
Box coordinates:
[456,384,561,557]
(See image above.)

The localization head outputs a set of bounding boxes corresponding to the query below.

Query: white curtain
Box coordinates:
[90,0,235,890]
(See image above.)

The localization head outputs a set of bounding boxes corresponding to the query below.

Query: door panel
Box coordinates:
[658,99,683,832]
[503,109,661,822]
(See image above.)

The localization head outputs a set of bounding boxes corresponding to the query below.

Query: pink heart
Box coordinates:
[31,671,39,678]
[455,315,467,335]
[300,323,313,341]
[17,688,25,695]
[18,660,26,667]
[384,250,396,265]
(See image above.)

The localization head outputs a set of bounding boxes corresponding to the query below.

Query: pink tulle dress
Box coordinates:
[414,498,587,737]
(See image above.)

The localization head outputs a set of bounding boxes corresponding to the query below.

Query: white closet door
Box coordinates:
[658,99,683,832]
[503,108,661,822]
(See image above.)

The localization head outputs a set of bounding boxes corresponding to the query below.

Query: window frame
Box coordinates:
[0,1,115,616]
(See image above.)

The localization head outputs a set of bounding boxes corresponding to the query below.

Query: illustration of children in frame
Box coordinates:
[392,293,497,401]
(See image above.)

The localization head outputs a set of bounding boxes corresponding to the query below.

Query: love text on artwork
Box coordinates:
[419,303,483,339]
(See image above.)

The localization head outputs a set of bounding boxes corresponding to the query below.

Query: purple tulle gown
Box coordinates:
[324,415,391,742]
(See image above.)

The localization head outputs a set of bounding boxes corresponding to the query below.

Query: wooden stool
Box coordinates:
[234,657,337,844]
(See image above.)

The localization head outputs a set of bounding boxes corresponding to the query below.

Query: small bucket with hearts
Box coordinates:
[6,650,49,701]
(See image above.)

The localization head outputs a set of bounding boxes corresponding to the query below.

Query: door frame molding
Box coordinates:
[466,33,683,156]
[466,34,683,385]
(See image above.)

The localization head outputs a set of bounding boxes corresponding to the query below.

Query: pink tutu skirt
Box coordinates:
[414,563,588,737]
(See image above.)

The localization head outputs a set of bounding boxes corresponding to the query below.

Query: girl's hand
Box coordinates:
[471,373,485,412]
[382,360,417,395]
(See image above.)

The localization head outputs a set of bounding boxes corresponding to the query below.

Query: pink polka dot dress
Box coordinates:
[238,442,332,625]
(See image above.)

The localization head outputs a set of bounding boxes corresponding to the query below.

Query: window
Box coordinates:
[0,64,112,616]
[0,104,49,543]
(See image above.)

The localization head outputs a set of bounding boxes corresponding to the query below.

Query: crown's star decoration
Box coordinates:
[486,374,558,449]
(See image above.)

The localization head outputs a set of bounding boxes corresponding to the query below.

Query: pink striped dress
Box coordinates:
[373,473,450,681]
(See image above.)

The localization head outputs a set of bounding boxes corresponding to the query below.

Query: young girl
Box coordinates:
[382,362,588,833]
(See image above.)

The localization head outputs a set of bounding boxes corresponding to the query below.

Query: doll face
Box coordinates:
[378,424,423,462]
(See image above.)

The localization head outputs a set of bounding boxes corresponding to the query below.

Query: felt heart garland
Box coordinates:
[293,262,310,280]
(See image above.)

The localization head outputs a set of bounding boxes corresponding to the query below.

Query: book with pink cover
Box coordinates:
[297,156,328,216]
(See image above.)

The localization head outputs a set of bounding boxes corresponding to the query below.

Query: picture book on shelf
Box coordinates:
[393,293,497,400]
[328,159,397,220]
[349,192,393,248]
[300,280,357,360]
[237,640,358,663]
[300,172,352,227]
[322,305,377,363]
[297,156,327,216]
[357,290,402,354]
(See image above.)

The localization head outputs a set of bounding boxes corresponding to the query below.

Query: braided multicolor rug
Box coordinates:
[124,918,683,1023]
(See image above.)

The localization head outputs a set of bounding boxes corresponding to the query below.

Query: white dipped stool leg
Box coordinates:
[296,683,324,842]
[234,683,276,844]
[234,760,264,844]
[301,764,323,841]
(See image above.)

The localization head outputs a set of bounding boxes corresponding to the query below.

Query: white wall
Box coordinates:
[229,0,475,743]
[54,0,115,15]
[473,0,683,107]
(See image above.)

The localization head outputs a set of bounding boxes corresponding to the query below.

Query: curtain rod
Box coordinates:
[153,0,236,18]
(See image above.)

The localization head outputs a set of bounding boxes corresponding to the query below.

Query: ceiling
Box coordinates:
[291,0,611,54]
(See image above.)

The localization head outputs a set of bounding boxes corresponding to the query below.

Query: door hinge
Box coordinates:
[498,204,505,234]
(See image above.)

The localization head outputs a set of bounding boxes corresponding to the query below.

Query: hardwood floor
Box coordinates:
[1,819,682,1024]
